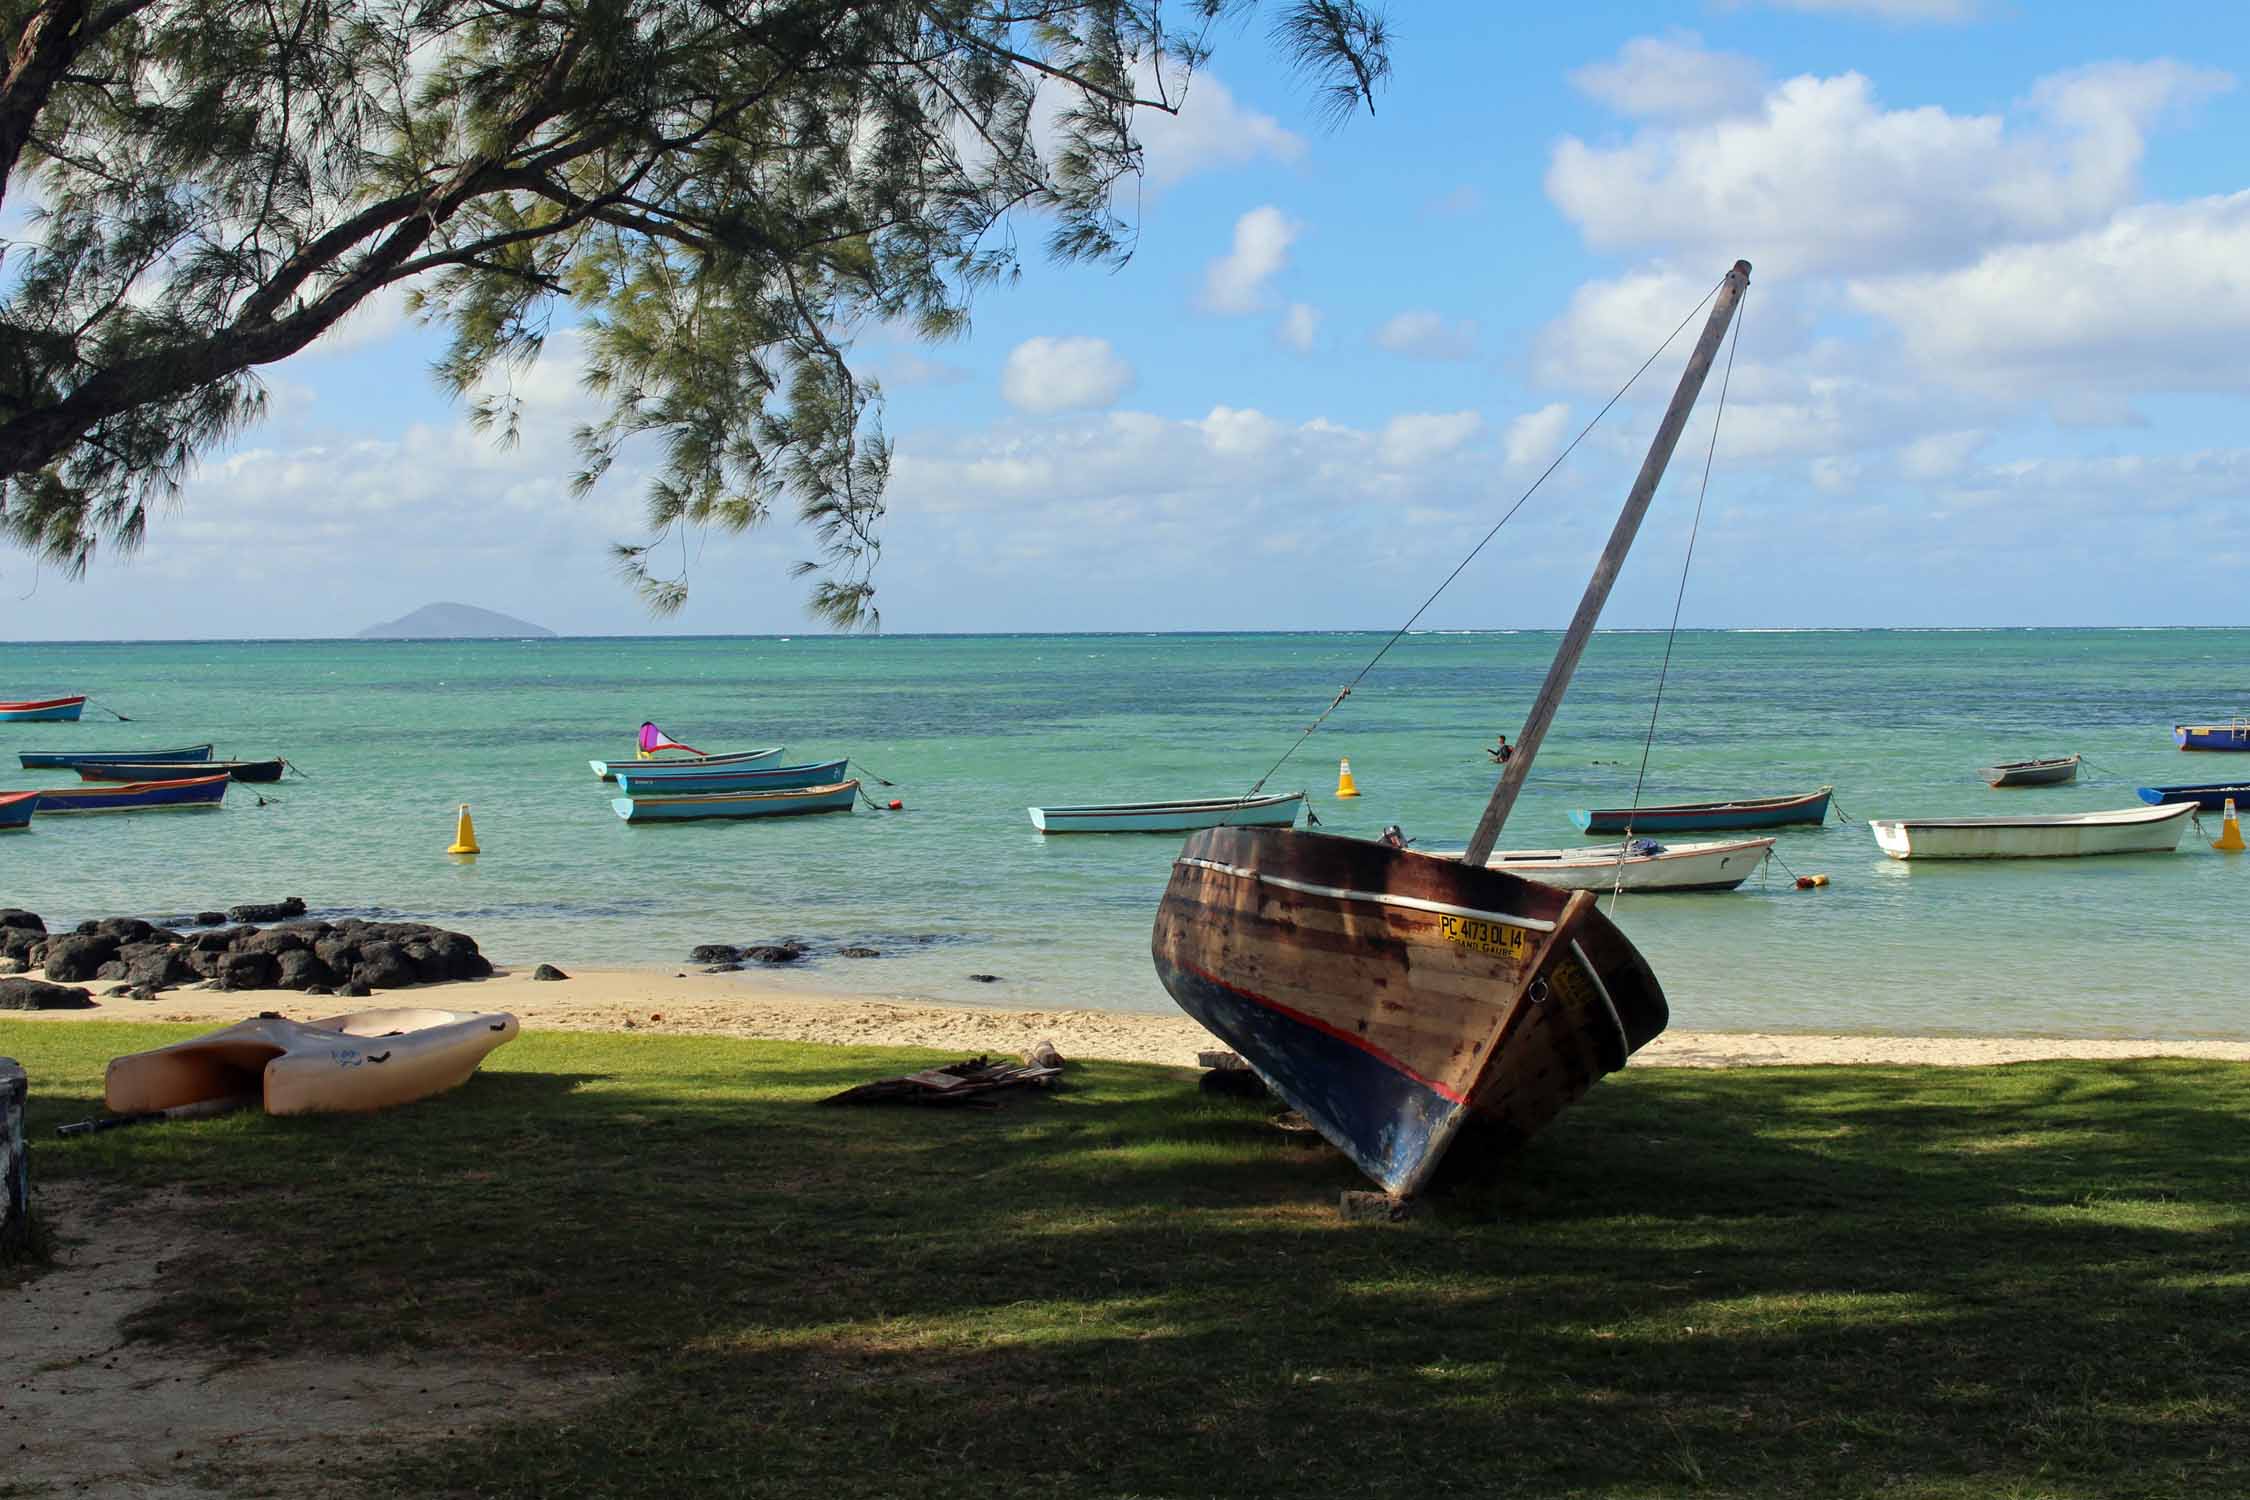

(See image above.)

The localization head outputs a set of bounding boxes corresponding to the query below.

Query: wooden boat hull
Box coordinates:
[612,779,859,822]
[2138,782,2250,811]
[30,773,231,814]
[1870,801,2194,859]
[1456,837,1774,892]
[1979,756,2080,787]
[0,791,36,830]
[1570,787,1830,833]
[2175,723,2250,751]
[73,758,284,784]
[19,744,212,769]
[1029,792,1304,833]
[0,696,86,723]
[1151,826,1666,1196]
[104,1008,519,1116]
[613,757,847,796]
[590,746,784,780]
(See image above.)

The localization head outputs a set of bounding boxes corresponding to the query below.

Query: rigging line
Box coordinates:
[1609,286,1748,914]
[1246,273,1728,798]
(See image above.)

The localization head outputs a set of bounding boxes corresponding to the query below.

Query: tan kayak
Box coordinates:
[105,1007,519,1116]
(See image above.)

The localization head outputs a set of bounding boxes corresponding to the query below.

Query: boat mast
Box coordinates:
[1462,259,1751,867]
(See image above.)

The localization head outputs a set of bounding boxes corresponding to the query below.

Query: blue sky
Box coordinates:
[7,0,2250,639]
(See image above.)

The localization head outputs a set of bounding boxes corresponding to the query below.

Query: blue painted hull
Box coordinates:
[613,758,848,797]
[31,775,230,814]
[19,743,214,769]
[0,697,85,722]
[1570,786,1831,834]
[2175,724,2250,751]
[0,793,37,830]
[590,746,784,780]
[2138,783,2250,811]
[612,779,858,822]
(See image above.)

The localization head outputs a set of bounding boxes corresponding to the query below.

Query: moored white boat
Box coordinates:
[1029,791,1303,833]
[1869,802,2194,859]
[1428,836,1775,892]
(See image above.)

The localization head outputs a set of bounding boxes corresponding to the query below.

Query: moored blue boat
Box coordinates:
[19,743,214,769]
[612,779,859,822]
[613,758,848,797]
[0,791,37,830]
[0,695,86,723]
[589,746,784,780]
[1569,786,1831,834]
[30,773,231,814]
[2137,782,2250,811]
[2175,721,2250,751]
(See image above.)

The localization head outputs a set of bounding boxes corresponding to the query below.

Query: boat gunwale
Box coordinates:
[1571,786,1831,820]
[0,695,88,712]
[1033,792,1305,818]
[612,779,859,808]
[1868,802,2194,832]
[1434,835,1778,868]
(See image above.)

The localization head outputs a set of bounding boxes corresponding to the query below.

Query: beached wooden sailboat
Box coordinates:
[2137,781,2250,811]
[0,695,86,722]
[612,779,859,822]
[2175,720,2250,751]
[1979,755,2079,787]
[0,791,37,830]
[1152,260,1752,1198]
[612,757,845,795]
[73,757,285,784]
[18,743,213,769]
[588,745,784,780]
[1569,787,1830,834]
[1439,836,1775,892]
[1869,802,2194,859]
[1029,792,1305,833]
[29,773,232,814]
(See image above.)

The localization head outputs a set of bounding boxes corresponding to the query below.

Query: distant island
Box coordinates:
[355,603,555,639]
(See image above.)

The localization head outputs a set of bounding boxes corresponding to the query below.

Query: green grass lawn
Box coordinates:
[5,1019,2248,1498]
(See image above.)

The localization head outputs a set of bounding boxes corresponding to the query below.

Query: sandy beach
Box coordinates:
[23,963,2250,1070]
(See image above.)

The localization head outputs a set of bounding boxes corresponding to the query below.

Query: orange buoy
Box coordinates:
[888,799,904,811]
[1794,874,1829,889]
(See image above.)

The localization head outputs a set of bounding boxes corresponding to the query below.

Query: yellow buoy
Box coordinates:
[1336,758,1361,798]
[447,803,481,856]
[2215,797,2245,853]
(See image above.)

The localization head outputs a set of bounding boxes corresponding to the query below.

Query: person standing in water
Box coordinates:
[1489,732,1513,764]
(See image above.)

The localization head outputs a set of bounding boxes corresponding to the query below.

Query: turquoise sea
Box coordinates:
[3,629,2246,1038]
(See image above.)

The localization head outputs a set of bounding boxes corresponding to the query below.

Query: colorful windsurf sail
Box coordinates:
[637,722,704,758]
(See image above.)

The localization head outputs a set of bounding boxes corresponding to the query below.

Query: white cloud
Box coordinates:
[1751,0,1978,19]
[1548,59,2231,276]
[1570,32,1765,121]
[1373,310,1478,361]
[1379,411,1482,468]
[1202,206,1299,314]
[1898,430,1987,480]
[1851,190,2250,398]
[1504,404,1572,471]
[1276,303,1320,353]
[1131,64,1305,187]
[999,336,1134,413]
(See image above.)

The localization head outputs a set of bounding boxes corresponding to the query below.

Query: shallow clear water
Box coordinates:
[5,629,2246,1037]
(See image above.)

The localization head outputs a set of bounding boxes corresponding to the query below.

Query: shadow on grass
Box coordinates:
[5,1020,2248,1498]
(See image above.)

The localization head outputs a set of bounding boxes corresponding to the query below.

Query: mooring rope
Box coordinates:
[1609,287,1748,913]
[1244,274,1730,797]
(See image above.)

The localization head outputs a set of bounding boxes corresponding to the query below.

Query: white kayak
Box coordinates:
[1426,836,1776,892]
[1869,801,2195,859]
[104,1007,519,1116]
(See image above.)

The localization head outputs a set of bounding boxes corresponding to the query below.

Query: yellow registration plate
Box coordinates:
[1437,913,1533,960]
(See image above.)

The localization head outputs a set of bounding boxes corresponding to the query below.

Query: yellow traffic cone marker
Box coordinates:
[2215,797,2245,853]
[1336,758,1361,798]
[447,804,481,856]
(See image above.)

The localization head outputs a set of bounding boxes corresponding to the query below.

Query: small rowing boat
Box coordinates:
[73,758,285,784]
[613,757,848,797]
[2175,720,2250,751]
[19,743,213,769]
[0,695,86,723]
[1569,787,1830,834]
[29,773,232,814]
[104,1008,519,1116]
[2136,782,2250,811]
[1432,836,1774,892]
[612,779,859,822]
[1869,802,2194,859]
[1979,755,2079,787]
[1029,791,1304,833]
[589,745,784,780]
[0,791,37,830]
